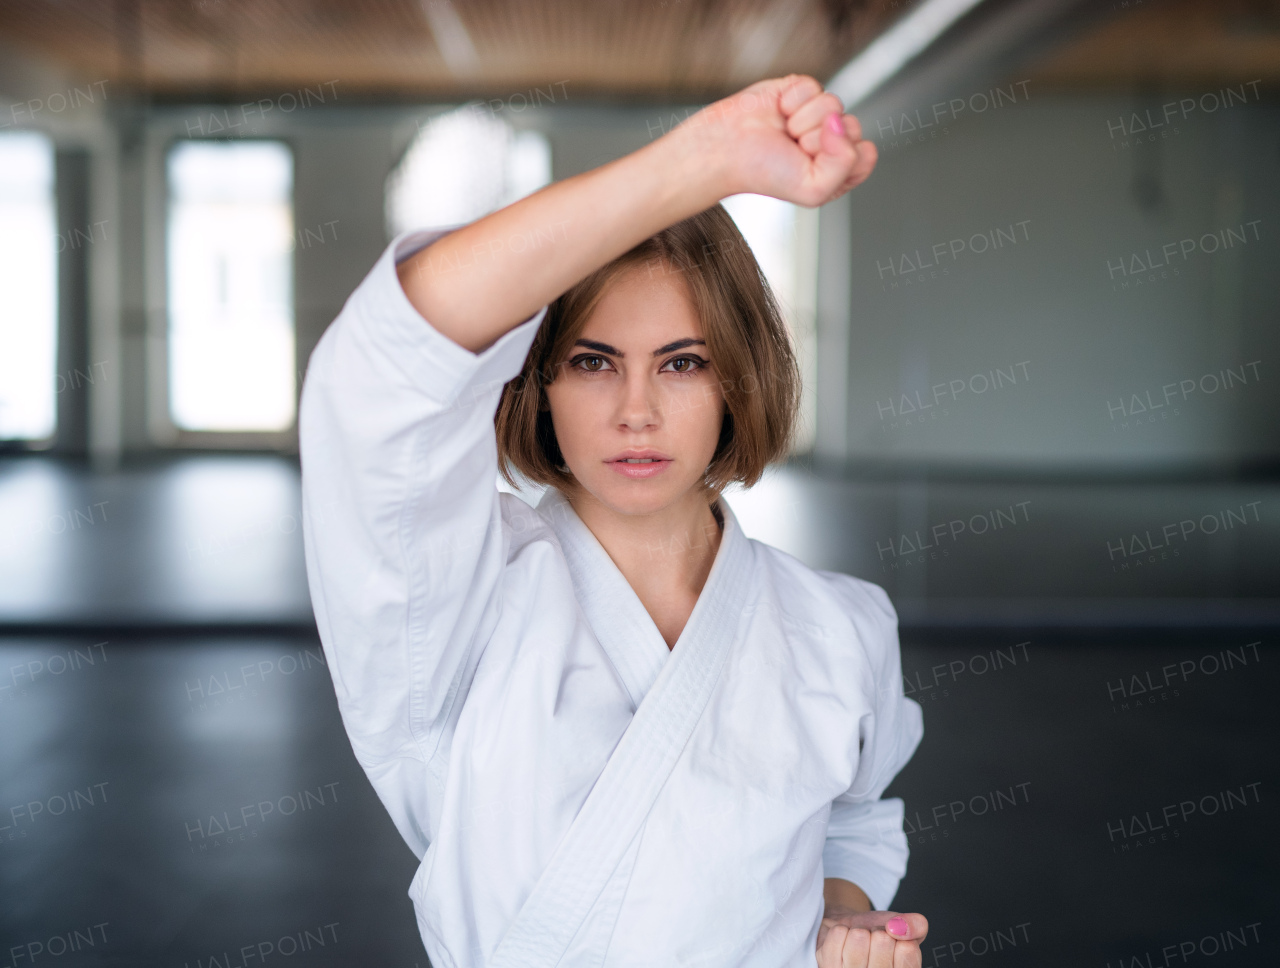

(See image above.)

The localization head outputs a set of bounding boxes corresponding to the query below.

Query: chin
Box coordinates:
[576,467,702,517]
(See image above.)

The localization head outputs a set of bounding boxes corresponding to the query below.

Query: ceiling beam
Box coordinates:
[828,0,1116,121]
[828,0,990,106]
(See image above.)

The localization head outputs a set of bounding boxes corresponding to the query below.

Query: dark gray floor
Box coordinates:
[1,630,1274,966]
[887,629,1276,967]
[1,456,1277,966]
[0,633,424,967]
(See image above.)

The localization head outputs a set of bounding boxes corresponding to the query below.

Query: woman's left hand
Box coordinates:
[816,910,929,968]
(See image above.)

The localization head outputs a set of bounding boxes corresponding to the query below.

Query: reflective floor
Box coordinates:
[1,457,1277,966]
[0,458,310,629]
[0,633,423,967]
[1,630,1274,966]
[2,456,1277,629]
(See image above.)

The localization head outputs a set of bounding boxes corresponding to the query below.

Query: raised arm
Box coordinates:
[396,73,877,353]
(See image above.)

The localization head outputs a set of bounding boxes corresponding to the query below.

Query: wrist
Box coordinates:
[646,120,736,215]
[822,906,865,922]
[823,877,872,914]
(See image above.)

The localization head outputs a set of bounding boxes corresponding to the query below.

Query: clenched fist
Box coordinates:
[666,73,879,208]
[816,909,929,968]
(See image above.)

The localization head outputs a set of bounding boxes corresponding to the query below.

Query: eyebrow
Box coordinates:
[573,337,706,358]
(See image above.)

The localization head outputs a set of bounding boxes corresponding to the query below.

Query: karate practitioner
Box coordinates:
[300,74,926,967]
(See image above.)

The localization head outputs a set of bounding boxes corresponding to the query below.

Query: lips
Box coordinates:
[606,450,671,463]
[606,450,672,479]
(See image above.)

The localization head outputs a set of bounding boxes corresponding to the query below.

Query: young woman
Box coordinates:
[300,74,926,968]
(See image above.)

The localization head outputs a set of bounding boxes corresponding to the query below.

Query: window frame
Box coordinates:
[146,128,300,452]
[0,129,60,449]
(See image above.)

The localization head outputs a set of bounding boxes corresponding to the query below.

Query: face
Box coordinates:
[543,262,725,517]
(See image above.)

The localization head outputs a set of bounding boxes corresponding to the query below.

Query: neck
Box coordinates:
[565,484,724,619]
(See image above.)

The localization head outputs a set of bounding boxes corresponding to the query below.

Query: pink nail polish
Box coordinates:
[887,917,908,937]
[826,112,843,134]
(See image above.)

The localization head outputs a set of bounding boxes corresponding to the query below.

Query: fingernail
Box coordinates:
[887,917,909,937]
[826,112,843,134]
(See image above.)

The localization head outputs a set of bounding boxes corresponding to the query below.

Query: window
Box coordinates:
[166,140,295,433]
[0,132,57,441]
[385,107,553,498]
[385,105,551,236]
[721,193,818,452]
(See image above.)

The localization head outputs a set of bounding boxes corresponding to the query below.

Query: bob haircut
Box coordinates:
[495,203,800,494]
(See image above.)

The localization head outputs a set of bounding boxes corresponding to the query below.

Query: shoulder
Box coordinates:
[497,490,561,558]
[748,537,898,654]
[749,538,894,621]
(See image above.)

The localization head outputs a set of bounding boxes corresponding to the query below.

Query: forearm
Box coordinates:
[823,877,872,915]
[396,127,725,353]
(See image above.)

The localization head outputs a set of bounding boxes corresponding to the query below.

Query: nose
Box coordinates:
[614,369,661,432]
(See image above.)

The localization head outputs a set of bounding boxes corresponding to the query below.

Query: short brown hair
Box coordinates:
[495,203,800,493]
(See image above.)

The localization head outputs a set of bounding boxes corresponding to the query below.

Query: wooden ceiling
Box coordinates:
[0,0,905,102]
[2,0,1277,104]
[1027,0,1280,90]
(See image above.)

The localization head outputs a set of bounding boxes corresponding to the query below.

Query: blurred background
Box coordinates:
[0,0,1277,964]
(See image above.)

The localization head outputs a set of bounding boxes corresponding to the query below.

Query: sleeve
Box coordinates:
[298,226,546,860]
[819,573,924,911]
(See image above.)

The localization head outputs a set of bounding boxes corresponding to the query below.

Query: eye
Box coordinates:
[661,355,708,376]
[568,353,614,373]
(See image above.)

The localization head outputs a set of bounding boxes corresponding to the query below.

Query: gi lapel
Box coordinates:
[487,489,754,968]
[534,487,672,707]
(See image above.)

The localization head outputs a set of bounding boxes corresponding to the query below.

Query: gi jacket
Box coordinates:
[299,228,925,968]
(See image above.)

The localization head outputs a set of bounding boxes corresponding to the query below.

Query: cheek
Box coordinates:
[545,382,595,452]
[662,384,725,451]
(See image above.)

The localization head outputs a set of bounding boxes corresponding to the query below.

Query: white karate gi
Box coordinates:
[299,228,924,968]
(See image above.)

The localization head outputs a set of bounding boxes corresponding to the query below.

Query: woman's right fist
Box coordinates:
[668,74,878,208]
[816,911,928,968]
